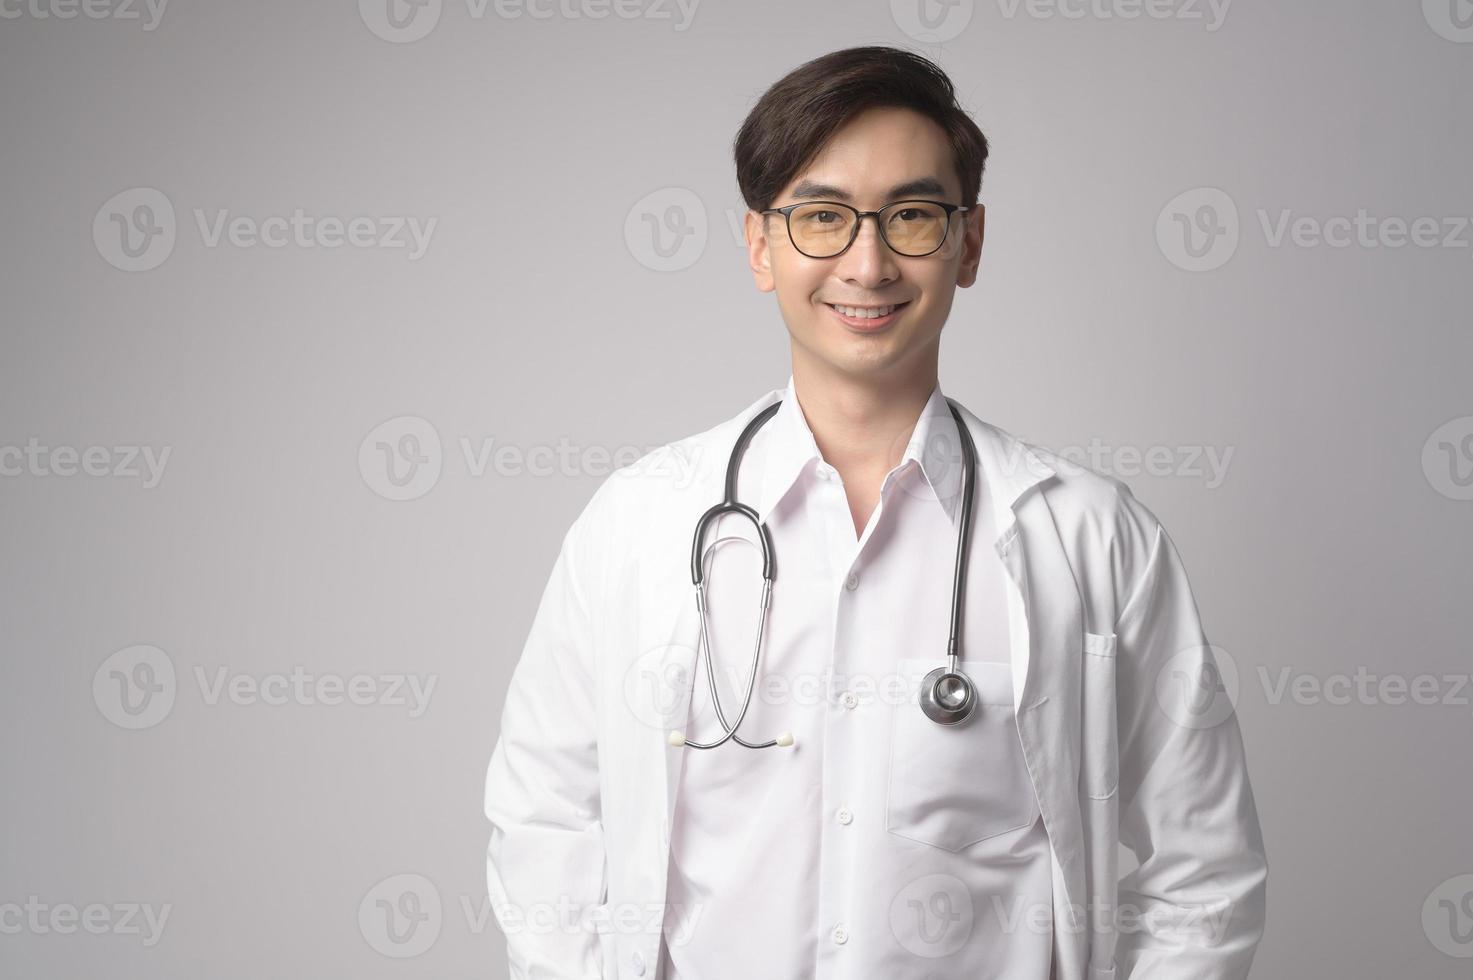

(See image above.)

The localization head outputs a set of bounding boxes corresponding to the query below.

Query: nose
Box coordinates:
[834,213,900,286]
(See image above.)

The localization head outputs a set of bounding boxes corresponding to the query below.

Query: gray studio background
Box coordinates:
[2,1,1470,977]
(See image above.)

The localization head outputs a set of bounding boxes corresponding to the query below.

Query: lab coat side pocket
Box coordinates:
[1081,631,1119,801]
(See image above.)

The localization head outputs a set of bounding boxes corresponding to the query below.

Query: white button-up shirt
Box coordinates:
[658,374,1054,979]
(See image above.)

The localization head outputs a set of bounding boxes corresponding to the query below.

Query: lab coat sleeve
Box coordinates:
[484,510,607,980]
[1110,515,1268,980]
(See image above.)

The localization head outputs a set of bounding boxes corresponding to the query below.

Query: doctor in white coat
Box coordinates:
[485,45,1266,980]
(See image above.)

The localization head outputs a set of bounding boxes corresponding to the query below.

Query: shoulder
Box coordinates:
[984,421,1170,612]
[566,394,769,549]
[1031,439,1162,545]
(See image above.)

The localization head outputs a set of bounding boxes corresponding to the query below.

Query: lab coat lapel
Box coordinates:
[998,490,1087,929]
[966,409,1088,929]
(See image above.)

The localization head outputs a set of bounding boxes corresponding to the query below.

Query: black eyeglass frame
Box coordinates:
[759,199,971,258]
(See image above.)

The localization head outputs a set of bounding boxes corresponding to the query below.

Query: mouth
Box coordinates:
[824,300,911,331]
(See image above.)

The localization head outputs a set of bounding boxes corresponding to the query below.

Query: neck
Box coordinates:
[788,355,939,477]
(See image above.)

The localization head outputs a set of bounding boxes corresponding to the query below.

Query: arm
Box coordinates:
[1112,515,1268,979]
[485,511,607,979]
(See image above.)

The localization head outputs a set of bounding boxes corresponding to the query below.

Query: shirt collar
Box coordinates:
[753,373,994,526]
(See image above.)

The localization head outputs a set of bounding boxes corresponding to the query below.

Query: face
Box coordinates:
[745,105,985,385]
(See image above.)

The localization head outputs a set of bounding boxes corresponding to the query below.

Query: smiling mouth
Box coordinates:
[824,301,910,319]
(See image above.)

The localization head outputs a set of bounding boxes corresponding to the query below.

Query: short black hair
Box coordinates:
[733,46,990,213]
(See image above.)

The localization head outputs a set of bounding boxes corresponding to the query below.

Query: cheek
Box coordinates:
[772,265,826,310]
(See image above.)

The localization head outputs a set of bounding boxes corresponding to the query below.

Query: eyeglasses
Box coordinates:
[760,199,970,259]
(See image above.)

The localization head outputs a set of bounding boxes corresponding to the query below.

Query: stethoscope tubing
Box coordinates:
[677,395,978,749]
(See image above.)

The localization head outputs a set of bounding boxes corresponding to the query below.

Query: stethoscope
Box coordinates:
[667,396,982,751]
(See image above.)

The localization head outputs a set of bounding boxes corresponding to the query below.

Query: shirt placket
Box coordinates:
[811,460,892,978]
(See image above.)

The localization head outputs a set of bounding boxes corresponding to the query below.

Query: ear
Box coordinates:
[954,203,986,289]
[745,210,776,293]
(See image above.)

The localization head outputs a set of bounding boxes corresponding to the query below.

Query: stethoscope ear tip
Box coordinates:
[667,731,687,747]
[775,732,794,748]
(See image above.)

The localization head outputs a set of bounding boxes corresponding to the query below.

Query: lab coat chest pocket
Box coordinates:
[885,658,1040,852]
[1081,631,1119,800]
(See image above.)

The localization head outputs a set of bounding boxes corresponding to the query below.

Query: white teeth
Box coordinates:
[831,304,897,318]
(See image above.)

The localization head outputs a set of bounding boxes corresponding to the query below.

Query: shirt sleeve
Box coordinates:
[484,507,607,979]
[1110,510,1269,980]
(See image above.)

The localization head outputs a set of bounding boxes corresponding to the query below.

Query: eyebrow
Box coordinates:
[786,177,951,203]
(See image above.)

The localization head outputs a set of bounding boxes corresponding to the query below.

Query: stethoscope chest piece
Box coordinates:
[919,666,978,726]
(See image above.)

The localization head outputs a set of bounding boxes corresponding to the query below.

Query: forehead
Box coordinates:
[779,106,959,204]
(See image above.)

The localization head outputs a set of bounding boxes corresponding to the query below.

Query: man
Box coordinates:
[485,45,1266,980]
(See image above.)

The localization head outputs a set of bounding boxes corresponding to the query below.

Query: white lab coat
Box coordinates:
[484,388,1268,980]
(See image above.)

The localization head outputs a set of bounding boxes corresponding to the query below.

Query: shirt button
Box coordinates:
[836,806,853,825]
[845,571,859,591]
[840,691,858,710]
[832,924,849,945]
